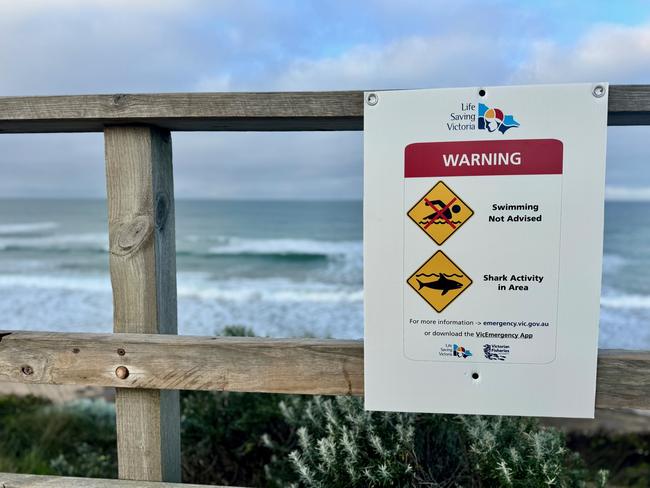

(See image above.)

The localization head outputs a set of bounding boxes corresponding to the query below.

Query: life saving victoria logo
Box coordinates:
[478,103,519,133]
[447,101,519,133]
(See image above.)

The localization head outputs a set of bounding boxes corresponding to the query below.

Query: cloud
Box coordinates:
[173,132,362,200]
[0,134,104,198]
[515,23,650,83]
[1,2,650,199]
[0,1,218,95]
[272,36,508,91]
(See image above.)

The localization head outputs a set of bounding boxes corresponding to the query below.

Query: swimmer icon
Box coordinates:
[407,181,473,245]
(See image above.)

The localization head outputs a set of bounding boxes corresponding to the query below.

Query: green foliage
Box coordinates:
[0,396,116,477]
[50,442,116,479]
[568,431,650,487]
[181,390,294,486]
[180,323,294,485]
[268,396,611,488]
[0,325,629,487]
[0,391,630,487]
[219,324,256,337]
[268,396,417,487]
[461,415,608,487]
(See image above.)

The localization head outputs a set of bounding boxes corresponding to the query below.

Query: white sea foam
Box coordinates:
[602,254,627,273]
[0,233,108,252]
[0,272,362,304]
[0,274,111,293]
[177,273,362,303]
[0,222,59,235]
[601,292,650,310]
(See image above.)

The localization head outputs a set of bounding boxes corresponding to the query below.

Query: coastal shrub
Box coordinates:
[461,415,608,487]
[264,395,417,487]
[180,324,295,485]
[0,325,617,486]
[267,395,610,487]
[0,392,618,487]
[47,399,117,478]
[0,395,116,477]
[568,431,650,487]
[181,390,294,486]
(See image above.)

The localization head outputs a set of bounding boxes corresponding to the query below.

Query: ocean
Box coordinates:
[0,199,646,349]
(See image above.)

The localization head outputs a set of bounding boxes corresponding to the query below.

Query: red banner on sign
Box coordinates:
[404,139,563,178]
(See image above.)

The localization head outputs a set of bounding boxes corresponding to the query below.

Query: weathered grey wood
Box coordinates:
[0,332,364,396]
[608,84,650,125]
[0,85,647,132]
[0,331,646,410]
[594,349,650,409]
[105,127,181,482]
[0,472,232,487]
[0,91,364,132]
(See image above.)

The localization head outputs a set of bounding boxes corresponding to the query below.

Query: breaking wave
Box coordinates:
[206,237,361,259]
[0,273,362,304]
[0,222,59,235]
[601,291,650,310]
[0,233,109,252]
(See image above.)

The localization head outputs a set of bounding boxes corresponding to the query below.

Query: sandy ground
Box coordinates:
[0,382,647,434]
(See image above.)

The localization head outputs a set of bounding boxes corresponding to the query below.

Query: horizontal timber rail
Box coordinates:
[0,331,647,410]
[0,84,648,133]
[0,473,234,487]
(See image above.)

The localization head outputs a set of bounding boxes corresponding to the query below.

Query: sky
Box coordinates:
[1,0,650,200]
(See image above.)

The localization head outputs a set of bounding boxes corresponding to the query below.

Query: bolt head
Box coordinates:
[115,366,130,379]
[366,93,379,106]
[21,365,34,376]
[592,85,606,98]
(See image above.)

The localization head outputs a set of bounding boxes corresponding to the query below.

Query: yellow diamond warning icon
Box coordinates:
[407,251,472,313]
[407,181,473,245]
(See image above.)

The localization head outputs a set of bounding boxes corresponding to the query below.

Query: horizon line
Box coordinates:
[0,196,364,203]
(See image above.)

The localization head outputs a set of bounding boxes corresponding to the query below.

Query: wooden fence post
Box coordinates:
[104,126,181,482]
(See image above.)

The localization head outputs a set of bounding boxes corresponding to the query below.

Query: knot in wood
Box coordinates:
[111,94,128,106]
[155,193,169,231]
[115,366,130,379]
[20,365,34,376]
[111,216,153,256]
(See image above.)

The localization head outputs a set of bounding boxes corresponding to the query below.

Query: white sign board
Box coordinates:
[364,83,608,418]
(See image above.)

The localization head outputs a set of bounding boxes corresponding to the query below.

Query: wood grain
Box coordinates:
[0,472,233,487]
[0,91,364,132]
[0,85,647,132]
[105,127,181,482]
[0,331,646,409]
[595,349,650,409]
[608,84,650,125]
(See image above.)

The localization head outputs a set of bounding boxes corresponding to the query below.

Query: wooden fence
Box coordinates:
[0,85,649,488]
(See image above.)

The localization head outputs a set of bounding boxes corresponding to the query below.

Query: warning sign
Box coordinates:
[407,250,472,312]
[365,84,609,418]
[407,181,473,244]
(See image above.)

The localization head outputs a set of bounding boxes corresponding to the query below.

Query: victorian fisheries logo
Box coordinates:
[453,344,472,358]
[478,103,519,134]
[483,344,509,361]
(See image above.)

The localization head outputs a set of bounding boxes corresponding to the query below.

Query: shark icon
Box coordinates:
[416,274,464,296]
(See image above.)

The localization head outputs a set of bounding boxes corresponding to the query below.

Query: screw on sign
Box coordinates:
[407,181,473,245]
[407,250,472,313]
